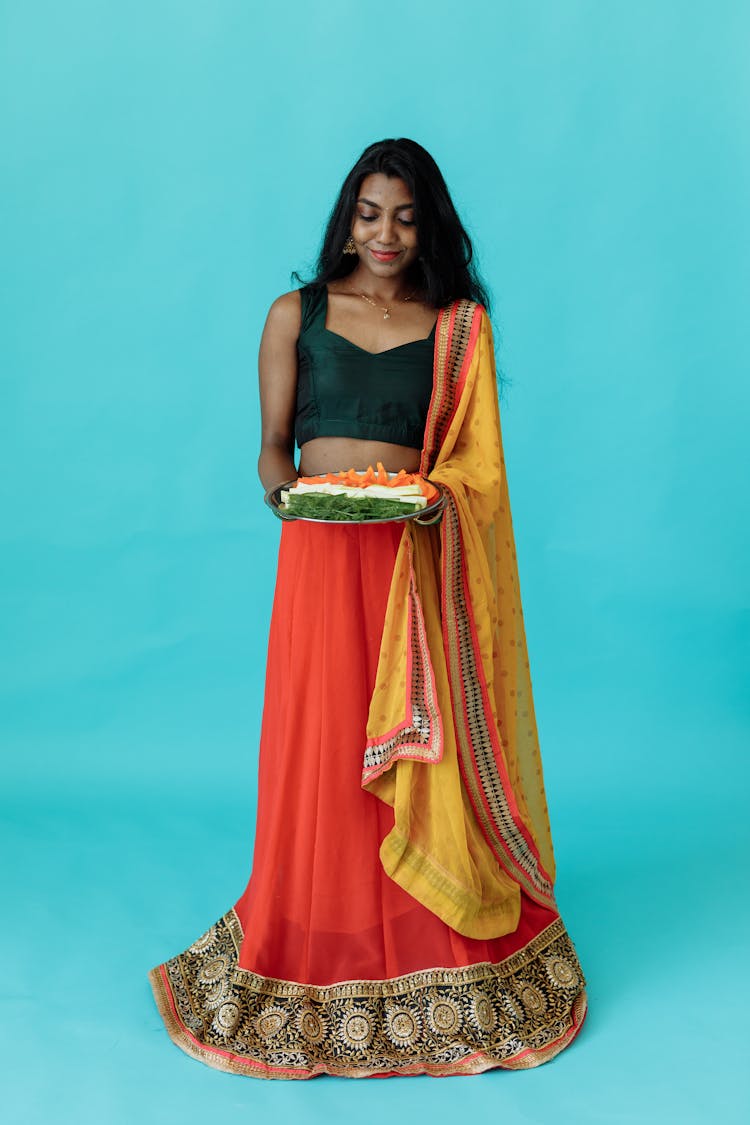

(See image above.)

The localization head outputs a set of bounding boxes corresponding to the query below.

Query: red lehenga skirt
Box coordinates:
[149,521,587,1078]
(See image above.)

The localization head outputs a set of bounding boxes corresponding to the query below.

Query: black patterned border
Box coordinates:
[149,910,587,1079]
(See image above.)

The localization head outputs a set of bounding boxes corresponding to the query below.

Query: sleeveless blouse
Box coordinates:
[295,286,436,450]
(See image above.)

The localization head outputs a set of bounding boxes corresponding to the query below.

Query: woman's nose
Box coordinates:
[376,214,396,244]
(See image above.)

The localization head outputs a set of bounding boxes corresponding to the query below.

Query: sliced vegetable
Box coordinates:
[280,464,440,522]
[297,464,436,496]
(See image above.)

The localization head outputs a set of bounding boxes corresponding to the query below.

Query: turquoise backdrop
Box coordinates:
[2,1,748,1122]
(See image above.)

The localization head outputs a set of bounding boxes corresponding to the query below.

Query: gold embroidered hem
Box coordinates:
[148,910,587,1079]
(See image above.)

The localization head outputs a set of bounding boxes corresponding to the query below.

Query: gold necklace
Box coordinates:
[359,290,416,320]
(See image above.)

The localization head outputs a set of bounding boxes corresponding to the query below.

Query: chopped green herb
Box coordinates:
[283,493,422,522]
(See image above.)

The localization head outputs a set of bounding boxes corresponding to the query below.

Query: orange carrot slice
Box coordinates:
[296,466,438,504]
[418,479,439,501]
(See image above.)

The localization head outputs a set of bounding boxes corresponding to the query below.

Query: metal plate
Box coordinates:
[264,479,446,525]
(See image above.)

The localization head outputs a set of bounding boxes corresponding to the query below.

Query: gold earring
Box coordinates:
[343,237,357,255]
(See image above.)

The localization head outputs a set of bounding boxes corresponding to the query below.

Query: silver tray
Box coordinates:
[264,479,446,526]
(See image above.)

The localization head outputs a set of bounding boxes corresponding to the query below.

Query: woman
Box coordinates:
[149,138,587,1078]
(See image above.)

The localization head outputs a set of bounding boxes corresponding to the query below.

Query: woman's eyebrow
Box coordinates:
[357,197,415,210]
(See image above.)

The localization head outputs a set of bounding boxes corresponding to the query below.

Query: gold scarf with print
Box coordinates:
[362,300,557,940]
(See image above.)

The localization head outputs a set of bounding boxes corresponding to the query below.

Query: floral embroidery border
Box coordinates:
[149,910,587,1079]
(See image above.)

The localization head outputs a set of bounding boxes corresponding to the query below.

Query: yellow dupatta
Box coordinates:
[362,301,557,940]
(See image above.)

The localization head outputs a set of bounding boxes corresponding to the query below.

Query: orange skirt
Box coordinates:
[149,521,587,1078]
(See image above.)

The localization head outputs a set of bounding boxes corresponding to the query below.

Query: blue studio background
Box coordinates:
[2,1,748,1122]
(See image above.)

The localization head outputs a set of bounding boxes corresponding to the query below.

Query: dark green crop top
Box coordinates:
[295,286,436,450]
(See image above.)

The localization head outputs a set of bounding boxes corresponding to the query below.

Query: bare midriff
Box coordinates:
[298,437,422,477]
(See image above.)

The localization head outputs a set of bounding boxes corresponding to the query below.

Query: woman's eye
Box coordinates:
[357,212,377,222]
[399,217,415,227]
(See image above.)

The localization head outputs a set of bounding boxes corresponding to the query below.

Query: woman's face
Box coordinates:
[349,173,420,279]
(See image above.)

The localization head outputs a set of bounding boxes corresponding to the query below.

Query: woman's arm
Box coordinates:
[257,290,302,492]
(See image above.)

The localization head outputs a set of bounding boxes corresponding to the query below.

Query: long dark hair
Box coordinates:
[297,138,491,312]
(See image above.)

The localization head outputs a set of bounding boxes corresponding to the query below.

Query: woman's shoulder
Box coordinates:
[263,289,304,339]
[267,288,303,318]
[438,295,485,312]
[436,300,493,358]
[439,297,489,327]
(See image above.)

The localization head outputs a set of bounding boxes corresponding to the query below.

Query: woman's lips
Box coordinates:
[369,249,401,262]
